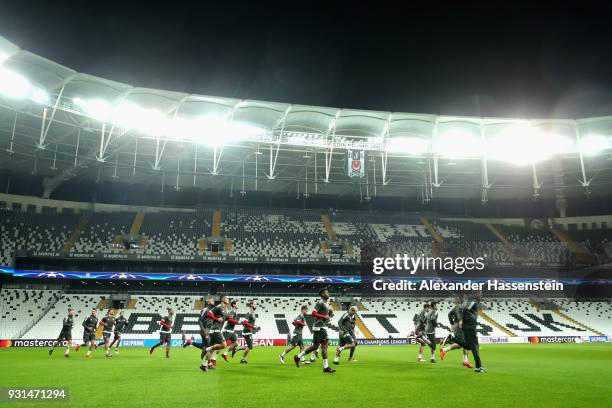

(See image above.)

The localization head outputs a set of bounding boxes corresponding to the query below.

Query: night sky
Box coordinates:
[2,2,612,118]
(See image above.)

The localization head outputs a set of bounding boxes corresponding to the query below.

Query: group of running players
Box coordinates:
[48,288,484,373]
[48,308,129,358]
[411,295,485,373]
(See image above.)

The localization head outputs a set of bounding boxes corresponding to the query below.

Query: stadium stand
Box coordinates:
[0,289,61,339]
[222,208,327,258]
[498,225,568,263]
[0,198,611,268]
[329,211,438,259]
[71,212,135,254]
[6,290,609,341]
[138,210,213,256]
[433,220,513,264]
[0,209,78,266]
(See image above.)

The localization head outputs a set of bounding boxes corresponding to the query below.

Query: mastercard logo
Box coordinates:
[0,339,12,348]
[528,336,540,344]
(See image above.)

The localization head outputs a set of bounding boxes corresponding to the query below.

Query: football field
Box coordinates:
[0,343,611,407]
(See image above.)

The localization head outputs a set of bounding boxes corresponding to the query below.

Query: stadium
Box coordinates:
[1,8,612,408]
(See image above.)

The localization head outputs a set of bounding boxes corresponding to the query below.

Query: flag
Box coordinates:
[347,149,365,178]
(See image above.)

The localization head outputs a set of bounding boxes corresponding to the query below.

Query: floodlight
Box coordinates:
[112,102,165,135]
[485,125,573,165]
[386,137,430,155]
[30,88,49,104]
[0,51,8,66]
[0,68,31,99]
[167,116,266,146]
[74,97,112,122]
[433,129,482,158]
[579,134,611,156]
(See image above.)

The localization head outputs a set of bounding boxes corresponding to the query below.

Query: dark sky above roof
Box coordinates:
[2,2,612,118]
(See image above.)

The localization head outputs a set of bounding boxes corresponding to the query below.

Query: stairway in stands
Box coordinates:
[485,224,517,259]
[62,213,90,252]
[550,228,597,264]
[479,310,516,336]
[553,309,605,335]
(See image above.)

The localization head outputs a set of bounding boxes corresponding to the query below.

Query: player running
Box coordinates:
[439,296,473,369]
[279,305,308,364]
[347,308,358,363]
[75,308,98,358]
[98,310,116,357]
[460,293,485,373]
[48,307,75,358]
[200,295,229,371]
[294,287,336,373]
[221,300,240,362]
[109,310,128,354]
[413,303,432,362]
[425,301,438,363]
[334,306,357,365]
[149,307,174,358]
[237,300,260,364]
[183,296,214,360]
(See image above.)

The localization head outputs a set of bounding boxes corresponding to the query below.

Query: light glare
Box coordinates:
[386,137,430,155]
[580,134,611,156]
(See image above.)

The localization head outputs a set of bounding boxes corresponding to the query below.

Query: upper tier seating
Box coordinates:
[330,212,438,259]
[139,210,212,256]
[433,220,513,264]
[72,212,135,254]
[0,209,78,266]
[1,205,610,267]
[499,226,568,263]
[222,208,327,258]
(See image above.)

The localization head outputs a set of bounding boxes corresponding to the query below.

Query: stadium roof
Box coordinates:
[1,35,612,202]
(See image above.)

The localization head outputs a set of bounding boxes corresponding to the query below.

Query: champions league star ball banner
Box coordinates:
[347,149,365,178]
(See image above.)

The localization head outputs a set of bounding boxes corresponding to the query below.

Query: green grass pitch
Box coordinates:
[0,343,611,407]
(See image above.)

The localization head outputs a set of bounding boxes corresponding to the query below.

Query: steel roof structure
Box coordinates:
[1,35,612,203]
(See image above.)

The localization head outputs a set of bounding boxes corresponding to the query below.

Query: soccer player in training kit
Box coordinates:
[279,305,308,364]
[221,300,240,361]
[294,288,336,373]
[109,311,128,354]
[183,296,215,360]
[149,307,174,358]
[200,295,229,371]
[414,303,432,362]
[98,310,116,357]
[76,308,98,358]
[347,308,358,362]
[238,300,260,364]
[460,293,485,373]
[424,301,438,363]
[334,306,358,365]
[440,296,473,368]
[49,307,75,357]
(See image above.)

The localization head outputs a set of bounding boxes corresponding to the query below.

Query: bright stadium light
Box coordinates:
[485,125,573,165]
[112,102,165,135]
[74,97,113,121]
[386,137,430,155]
[433,129,482,158]
[0,51,8,66]
[167,116,267,146]
[0,67,31,99]
[579,134,611,156]
[197,117,266,146]
[30,88,49,104]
